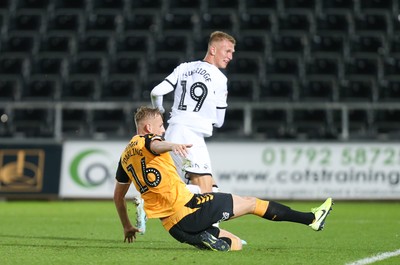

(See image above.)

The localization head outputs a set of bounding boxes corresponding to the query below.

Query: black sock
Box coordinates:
[263,201,314,225]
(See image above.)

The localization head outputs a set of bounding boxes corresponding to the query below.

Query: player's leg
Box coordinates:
[231,195,333,230]
[187,173,214,193]
[218,228,243,251]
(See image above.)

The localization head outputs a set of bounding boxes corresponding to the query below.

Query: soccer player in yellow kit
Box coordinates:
[114,106,333,251]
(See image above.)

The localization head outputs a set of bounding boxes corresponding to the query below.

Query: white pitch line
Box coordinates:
[345,249,400,265]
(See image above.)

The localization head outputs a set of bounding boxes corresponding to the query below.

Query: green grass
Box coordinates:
[0,200,399,265]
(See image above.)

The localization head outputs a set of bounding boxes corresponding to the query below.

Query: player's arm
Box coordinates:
[114,160,140,242]
[214,107,227,128]
[150,79,174,113]
[148,136,192,157]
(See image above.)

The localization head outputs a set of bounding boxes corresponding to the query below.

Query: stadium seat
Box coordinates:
[124,12,158,32]
[345,57,378,76]
[85,11,118,32]
[252,108,288,139]
[321,0,354,9]
[359,0,393,10]
[130,0,163,9]
[62,108,89,137]
[39,32,75,54]
[0,54,29,76]
[271,33,305,55]
[339,76,377,102]
[116,32,150,54]
[245,0,278,10]
[13,108,54,137]
[354,12,389,34]
[31,53,66,75]
[383,57,400,77]
[0,75,22,101]
[239,11,274,35]
[373,109,400,139]
[68,53,107,75]
[346,109,373,138]
[47,10,84,32]
[227,75,257,101]
[109,53,142,75]
[315,10,351,34]
[228,55,261,75]
[168,0,202,10]
[100,74,138,101]
[259,75,298,101]
[379,77,400,101]
[206,0,239,9]
[284,0,316,10]
[92,109,128,137]
[278,11,312,33]
[305,55,341,76]
[62,74,100,101]
[310,34,345,55]
[77,34,111,53]
[92,0,124,10]
[53,0,86,9]
[1,32,38,53]
[8,10,44,32]
[161,12,195,32]
[388,36,400,56]
[349,34,385,55]
[200,11,236,33]
[299,75,337,102]
[22,75,60,100]
[148,53,183,75]
[17,0,50,9]
[265,55,301,75]
[235,34,267,56]
[291,108,329,139]
[154,34,189,53]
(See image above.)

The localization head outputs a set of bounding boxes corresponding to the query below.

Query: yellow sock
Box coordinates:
[254,198,269,217]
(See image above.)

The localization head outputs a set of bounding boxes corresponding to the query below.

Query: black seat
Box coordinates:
[101,74,137,101]
[300,76,337,102]
[252,109,288,139]
[162,12,195,32]
[109,53,142,75]
[77,34,110,53]
[213,108,244,137]
[39,33,75,54]
[85,11,117,32]
[272,34,305,54]
[228,56,260,75]
[116,33,149,54]
[62,74,100,100]
[124,12,157,32]
[306,55,340,76]
[278,12,311,33]
[62,108,89,137]
[292,109,329,139]
[227,75,256,101]
[373,109,400,138]
[266,56,301,75]
[54,0,86,9]
[316,11,350,34]
[8,10,44,31]
[235,34,266,54]
[321,0,354,9]
[22,76,60,100]
[92,0,124,10]
[92,109,128,137]
[379,77,400,101]
[68,53,106,75]
[0,75,22,101]
[17,0,50,9]
[350,35,384,54]
[239,12,274,34]
[1,32,38,53]
[148,54,183,75]
[284,0,316,9]
[347,109,373,138]
[310,34,345,54]
[354,12,389,34]
[339,76,376,102]
[47,10,83,32]
[31,54,65,75]
[245,0,278,10]
[130,0,162,9]
[259,75,298,101]
[200,11,235,32]
[155,34,189,53]
[168,0,202,10]
[0,54,28,75]
[13,108,54,137]
[383,57,400,77]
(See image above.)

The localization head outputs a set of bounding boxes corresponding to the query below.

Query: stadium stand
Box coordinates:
[0,0,400,141]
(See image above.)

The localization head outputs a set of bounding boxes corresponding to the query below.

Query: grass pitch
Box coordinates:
[0,200,399,265]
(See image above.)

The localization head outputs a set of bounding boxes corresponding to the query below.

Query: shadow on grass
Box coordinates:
[0,233,192,251]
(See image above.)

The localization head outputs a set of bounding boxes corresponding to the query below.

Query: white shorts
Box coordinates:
[164,123,212,181]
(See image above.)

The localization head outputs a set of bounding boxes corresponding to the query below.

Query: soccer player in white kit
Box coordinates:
[150,31,236,193]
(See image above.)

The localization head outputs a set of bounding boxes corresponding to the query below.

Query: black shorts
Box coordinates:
[171,192,234,237]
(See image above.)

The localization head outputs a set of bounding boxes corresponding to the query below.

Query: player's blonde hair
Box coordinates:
[208,31,236,46]
[134,106,162,129]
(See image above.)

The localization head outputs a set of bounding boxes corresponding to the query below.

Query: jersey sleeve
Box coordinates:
[115,159,131,183]
[144,134,164,155]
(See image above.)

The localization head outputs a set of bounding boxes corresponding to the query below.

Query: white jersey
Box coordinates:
[165,60,228,137]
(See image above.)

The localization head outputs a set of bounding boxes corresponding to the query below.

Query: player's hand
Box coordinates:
[172,143,193,158]
[124,226,141,243]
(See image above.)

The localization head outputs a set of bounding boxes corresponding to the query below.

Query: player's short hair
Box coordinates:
[208,31,236,46]
[134,106,162,128]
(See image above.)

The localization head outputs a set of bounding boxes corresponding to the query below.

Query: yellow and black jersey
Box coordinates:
[116,133,194,219]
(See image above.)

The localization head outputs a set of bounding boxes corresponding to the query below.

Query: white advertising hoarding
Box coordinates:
[60,140,400,200]
[209,142,400,200]
[60,141,139,198]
